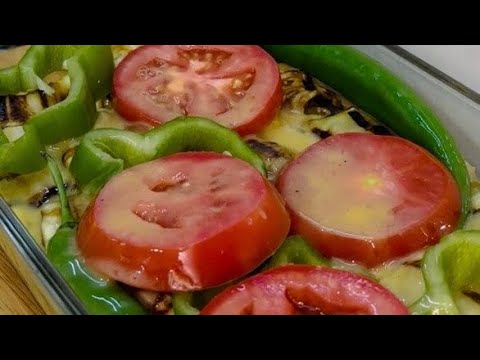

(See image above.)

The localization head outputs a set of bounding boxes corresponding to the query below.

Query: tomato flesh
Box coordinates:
[201,265,409,315]
[277,133,461,267]
[113,45,282,135]
[77,152,290,291]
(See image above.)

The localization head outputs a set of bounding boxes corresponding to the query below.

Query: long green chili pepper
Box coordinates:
[263,45,471,226]
[410,230,480,315]
[0,45,114,177]
[70,116,267,195]
[44,153,146,315]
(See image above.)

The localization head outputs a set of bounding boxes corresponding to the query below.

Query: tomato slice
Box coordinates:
[277,133,461,267]
[77,152,290,291]
[112,45,282,135]
[200,265,409,315]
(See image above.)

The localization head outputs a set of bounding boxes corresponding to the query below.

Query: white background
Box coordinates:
[401,45,480,93]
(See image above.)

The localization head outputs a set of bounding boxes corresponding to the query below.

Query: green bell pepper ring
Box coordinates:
[263,45,471,226]
[70,116,267,195]
[410,230,480,315]
[261,235,374,278]
[0,124,44,175]
[27,59,97,145]
[172,293,200,316]
[0,45,114,177]
[0,45,80,95]
[16,45,113,144]
[262,235,328,270]
[0,45,113,100]
[44,153,146,315]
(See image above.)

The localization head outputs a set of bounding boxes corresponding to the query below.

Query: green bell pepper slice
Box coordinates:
[44,153,146,315]
[410,230,480,315]
[261,235,373,278]
[0,45,114,177]
[172,293,201,316]
[0,45,80,95]
[0,45,112,100]
[262,235,328,270]
[70,116,267,195]
[263,45,471,226]
[27,58,97,145]
[0,124,44,175]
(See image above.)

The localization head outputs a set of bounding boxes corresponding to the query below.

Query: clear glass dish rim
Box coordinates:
[385,45,480,105]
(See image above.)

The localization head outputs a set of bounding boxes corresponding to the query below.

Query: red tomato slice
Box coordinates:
[277,133,461,267]
[77,152,290,292]
[200,265,409,315]
[112,45,282,135]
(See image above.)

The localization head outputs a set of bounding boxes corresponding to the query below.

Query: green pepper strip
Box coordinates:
[410,230,480,315]
[0,45,112,101]
[70,116,267,195]
[263,236,374,279]
[44,153,146,315]
[0,124,44,175]
[0,45,80,95]
[263,45,471,226]
[172,293,201,316]
[0,45,114,176]
[262,235,328,270]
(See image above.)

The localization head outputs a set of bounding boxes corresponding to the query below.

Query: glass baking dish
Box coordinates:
[1,45,479,315]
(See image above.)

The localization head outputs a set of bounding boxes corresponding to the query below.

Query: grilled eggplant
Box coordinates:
[126,288,173,315]
[0,75,70,129]
[258,64,393,155]
[245,136,293,181]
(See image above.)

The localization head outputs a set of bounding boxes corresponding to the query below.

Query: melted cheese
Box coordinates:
[259,108,370,155]
[94,110,130,130]
[309,110,368,135]
[465,213,480,230]
[454,293,480,314]
[259,110,319,153]
[11,204,42,244]
[373,265,425,307]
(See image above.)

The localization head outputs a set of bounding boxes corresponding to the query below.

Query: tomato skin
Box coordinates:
[112,45,282,135]
[77,152,290,292]
[201,265,409,315]
[232,78,282,135]
[277,133,461,267]
[289,209,456,268]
